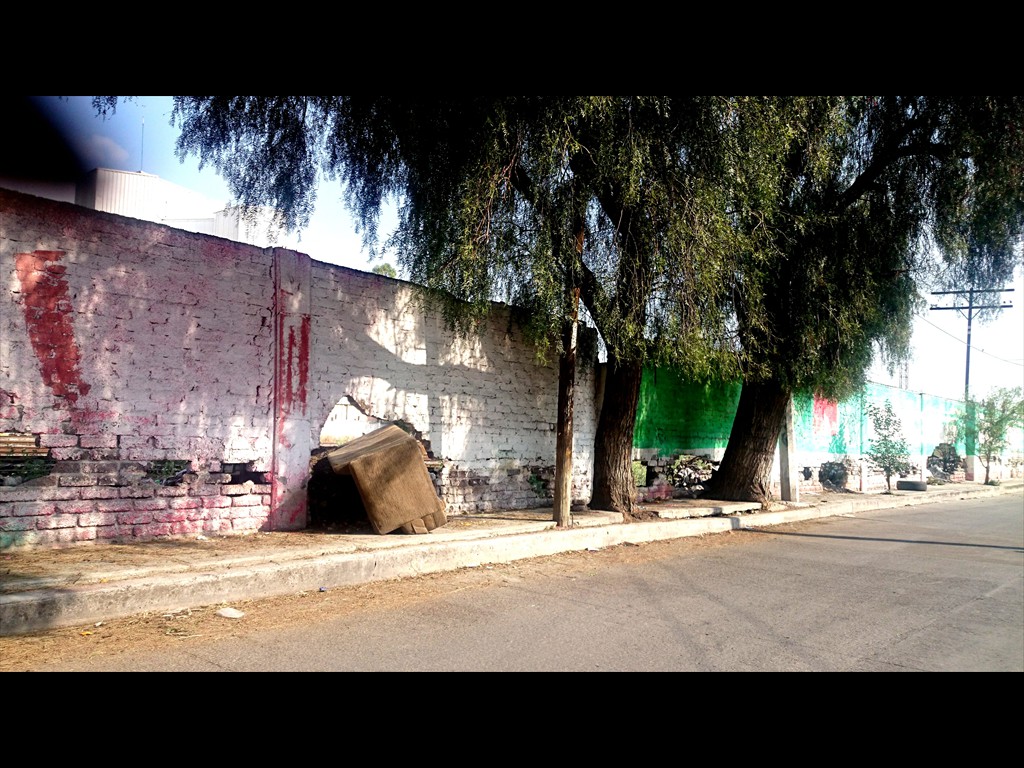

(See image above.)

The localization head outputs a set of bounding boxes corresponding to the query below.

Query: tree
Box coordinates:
[951,386,1024,484]
[370,263,397,278]
[89,96,1024,514]
[865,400,912,492]
[137,96,745,520]
[561,99,744,514]
[709,96,1024,503]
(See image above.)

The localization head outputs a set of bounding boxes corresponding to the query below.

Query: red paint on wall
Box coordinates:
[278,314,310,417]
[14,251,92,406]
[269,257,312,532]
[280,487,306,526]
[284,325,296,414]
[812,395,839,436]
[298,315,310,411]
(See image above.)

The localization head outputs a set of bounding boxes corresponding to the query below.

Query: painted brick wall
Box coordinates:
[632,370,1007,496]
[793,382,982,489]
[0,189,599,549]
[633,367,742,461]
[1,191,277,547]
[307,263,599,513]
[1,196,277,462]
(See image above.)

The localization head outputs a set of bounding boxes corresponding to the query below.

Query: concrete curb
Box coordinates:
[1,480,1021,636]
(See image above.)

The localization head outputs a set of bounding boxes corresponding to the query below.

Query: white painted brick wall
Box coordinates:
[1,194,275,471]
[309,264,598,507]
[1,188,600,544]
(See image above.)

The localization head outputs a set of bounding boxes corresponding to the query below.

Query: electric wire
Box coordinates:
[919,314,1024,367]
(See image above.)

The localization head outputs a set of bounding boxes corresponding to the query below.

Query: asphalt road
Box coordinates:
[13,494,1023,672]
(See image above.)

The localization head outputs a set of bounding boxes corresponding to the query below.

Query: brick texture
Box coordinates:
[1,189,599,549]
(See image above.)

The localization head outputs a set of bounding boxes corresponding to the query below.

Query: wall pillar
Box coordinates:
[919,392,927,481]
[269,249,312,530]
[779,396,799,502]
[859,388,867,492]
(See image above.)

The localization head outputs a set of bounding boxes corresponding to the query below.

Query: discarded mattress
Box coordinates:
[325,424,447,535]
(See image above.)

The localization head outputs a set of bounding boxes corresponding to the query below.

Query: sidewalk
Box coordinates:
[2,479,1022,637]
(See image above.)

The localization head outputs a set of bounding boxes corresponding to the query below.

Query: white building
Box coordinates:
[1,167,290,249]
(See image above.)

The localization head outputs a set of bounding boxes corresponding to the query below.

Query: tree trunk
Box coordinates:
[553,221,585,527]
[552,293,579,528]
[709,379,791,504]
[590,355,643,518]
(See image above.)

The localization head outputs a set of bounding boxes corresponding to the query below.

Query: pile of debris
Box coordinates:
[635,453,718,501]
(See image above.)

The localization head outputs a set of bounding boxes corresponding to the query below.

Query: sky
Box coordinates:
[26,95,389,273]
[22,95,1024,405]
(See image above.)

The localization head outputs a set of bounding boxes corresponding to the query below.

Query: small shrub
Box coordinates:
[1,456,56,484]
[866,400,911,493]
[930,442,962,475]
[528,473,547,496]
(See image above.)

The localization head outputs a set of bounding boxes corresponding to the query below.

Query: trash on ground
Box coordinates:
[325,424,448,535]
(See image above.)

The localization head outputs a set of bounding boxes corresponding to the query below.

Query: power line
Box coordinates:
[918,315,1024,367]
[929,287,1016,400]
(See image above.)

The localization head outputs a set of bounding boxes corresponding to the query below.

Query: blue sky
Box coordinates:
[26,95,1024,404]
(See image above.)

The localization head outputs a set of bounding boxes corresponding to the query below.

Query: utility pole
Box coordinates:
[930,287,1014,403]
[930,286,1013,477]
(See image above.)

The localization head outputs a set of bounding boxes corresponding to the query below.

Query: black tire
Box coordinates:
[896,479,928,492]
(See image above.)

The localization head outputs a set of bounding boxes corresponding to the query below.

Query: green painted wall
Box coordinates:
[633,367,741,456]
[634,368,969,465]
[792,389,864,457]
[922,391,968,455]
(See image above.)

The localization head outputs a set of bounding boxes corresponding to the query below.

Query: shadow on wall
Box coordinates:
[309,271,596,513]
[315,280,525,453]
